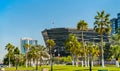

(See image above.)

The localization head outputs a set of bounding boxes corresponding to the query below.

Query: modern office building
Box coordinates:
[42,28,110,56]
[20,37,38,54]
[117,13,120,28]
[111,13,120,34]
[111,18,118,34]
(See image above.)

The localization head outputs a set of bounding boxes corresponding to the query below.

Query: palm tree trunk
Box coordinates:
[33,59,35,67]
[8,54,10,68]
[87,55,89,67]
[116,58,119,67]
[50,47,53,71]
[28,59,30,67]
[16,58,18,70]
[82,30,87,67]
[39,57,42,67]
[101,33,104,67]
[50,54,53,71]
[39,53,42,67]
[81,60,83,67]
[30,58,32,67]
[76,56,78,67]
[91,60,93,67]
[36,58,38,71]
[25,51,28,67]
[72,54,75,66]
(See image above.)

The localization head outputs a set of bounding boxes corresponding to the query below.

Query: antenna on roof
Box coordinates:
[51,17,55,29]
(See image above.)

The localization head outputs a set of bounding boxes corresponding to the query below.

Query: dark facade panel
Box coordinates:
[42,28,110,56]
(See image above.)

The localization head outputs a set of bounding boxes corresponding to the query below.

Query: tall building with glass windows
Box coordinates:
[111,18,118,34]
[117,13,120,29]
[111,13,120,34]
[20,37,38,54]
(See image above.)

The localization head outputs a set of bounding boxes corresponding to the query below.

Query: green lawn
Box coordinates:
[5,65,120,71]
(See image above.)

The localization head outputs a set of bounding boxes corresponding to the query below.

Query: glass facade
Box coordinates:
[118,19,120,28]
[117,13,120,28]
[20,38,38,54]
[42,28,110,56]
[111,18,117,34]
[111,13,120,34]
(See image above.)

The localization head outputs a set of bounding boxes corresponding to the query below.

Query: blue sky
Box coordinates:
[0,0,120,60]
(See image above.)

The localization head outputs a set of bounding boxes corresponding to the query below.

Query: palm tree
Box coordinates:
[33,45,40,70]
[17,54,24,66]
[77,42,84,67]
[117,28,120,34]
[116,28,120,43]
[77,20,88,67]
[28,45,37,67]
[46,39,55,71]
[5,43,15,68]
[28,45,49,70]
[110,28,120,45]
[23,43,31,67]
[94,10,111,67]
[14,47,20,70]
[86,42,99,67]
[110,34,119,45]
[110,28,120,52]
[65,34,81,67]
[27,51,33,66]
[110,29,120,67]
[14,47,20,54]
[36,45,49,67]
[111,45,120,67]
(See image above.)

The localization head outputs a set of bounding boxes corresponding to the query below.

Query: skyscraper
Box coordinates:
[20,37,38,54]
[117,13,120,29]
[111,18,118,34]
[111,13,120,34]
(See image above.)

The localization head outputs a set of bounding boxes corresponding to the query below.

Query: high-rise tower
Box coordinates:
[20,37,37,54]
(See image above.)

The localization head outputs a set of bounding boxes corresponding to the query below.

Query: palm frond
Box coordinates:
[104,28,111,34]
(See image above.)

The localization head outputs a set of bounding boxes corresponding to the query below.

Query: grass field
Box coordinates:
[5,65,120,71]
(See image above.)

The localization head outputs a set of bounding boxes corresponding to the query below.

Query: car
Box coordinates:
[0,64,8,68]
